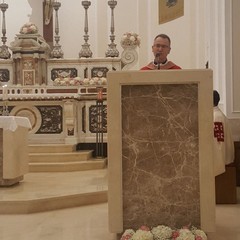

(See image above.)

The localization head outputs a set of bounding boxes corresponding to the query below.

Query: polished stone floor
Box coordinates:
[0,170,239,240]
[0,170,108,201]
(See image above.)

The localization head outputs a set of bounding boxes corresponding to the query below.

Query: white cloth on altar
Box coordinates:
[0,116,32,132]
[213,106,234,176]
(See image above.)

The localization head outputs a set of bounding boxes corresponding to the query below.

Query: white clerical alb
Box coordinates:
[213,106,234,176]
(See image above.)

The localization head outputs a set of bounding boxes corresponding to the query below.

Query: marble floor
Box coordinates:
[0,170,239,240]
[0,170,108,201]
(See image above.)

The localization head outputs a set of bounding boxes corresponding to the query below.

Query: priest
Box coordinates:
[141,34,181,70]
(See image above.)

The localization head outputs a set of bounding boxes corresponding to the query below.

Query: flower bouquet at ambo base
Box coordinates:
[120,224,207,240]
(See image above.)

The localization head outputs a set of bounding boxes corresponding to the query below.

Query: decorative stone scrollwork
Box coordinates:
[121,47,138,70]
[120,32,140,70]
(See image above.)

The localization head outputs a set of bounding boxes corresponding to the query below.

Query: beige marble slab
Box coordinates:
[0,125,29,186]
[3,126,29,179]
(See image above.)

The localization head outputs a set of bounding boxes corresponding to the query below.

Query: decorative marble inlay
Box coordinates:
[121,84,200,230]
[67,127,74,136]
[0,106,14,116]
[23,59,34,69]
[89,104,107,133]
[51,68,78,80]
[0,69,10,82]
[36,106,62,134]
[22,58,35,85]
[91,67,109,78]
[23,70,35,85]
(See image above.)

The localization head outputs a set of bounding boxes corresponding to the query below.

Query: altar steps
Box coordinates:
[28,143,76,153]
[0,169,108,214]
[28,144,107,172]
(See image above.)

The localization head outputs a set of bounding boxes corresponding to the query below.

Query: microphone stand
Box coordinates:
[156,53,160,70]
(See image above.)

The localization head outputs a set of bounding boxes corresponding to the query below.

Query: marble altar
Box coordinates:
[0,27,136,147]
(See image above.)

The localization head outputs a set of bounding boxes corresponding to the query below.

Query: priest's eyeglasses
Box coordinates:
[153,44,170,49]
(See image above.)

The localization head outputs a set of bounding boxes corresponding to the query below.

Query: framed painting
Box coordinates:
[159,0,184,24]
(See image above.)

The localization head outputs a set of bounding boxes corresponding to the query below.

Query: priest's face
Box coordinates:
[152,37,171,63]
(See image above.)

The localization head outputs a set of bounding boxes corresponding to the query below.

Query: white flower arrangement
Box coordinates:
[132,229,153,240]
[174,229,195,240]
[20,22,38,34]
[151,225,173,240]
[53,76,107,86]
[120,32,141,48]
[190,227,207,240]
[120,225,207,240]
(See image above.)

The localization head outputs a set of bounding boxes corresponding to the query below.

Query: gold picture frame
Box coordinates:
[159,0,184,24]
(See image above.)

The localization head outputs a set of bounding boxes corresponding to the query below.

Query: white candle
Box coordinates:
[2,85,8,100]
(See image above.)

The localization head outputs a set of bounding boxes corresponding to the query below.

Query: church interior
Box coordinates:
[0,0,240,239]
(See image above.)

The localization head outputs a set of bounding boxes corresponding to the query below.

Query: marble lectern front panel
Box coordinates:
[122,84,199,230]
[108,70,215,234]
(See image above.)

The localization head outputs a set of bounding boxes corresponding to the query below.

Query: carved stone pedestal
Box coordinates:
[0,116,31,186]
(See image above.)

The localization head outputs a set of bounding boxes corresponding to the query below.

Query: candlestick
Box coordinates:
[0,0,11,59]
[79,1,92,58]
[50,1,64,58]
[105,0,119,57]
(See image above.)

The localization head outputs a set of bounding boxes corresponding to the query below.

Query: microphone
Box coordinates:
[155,53,160,70]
